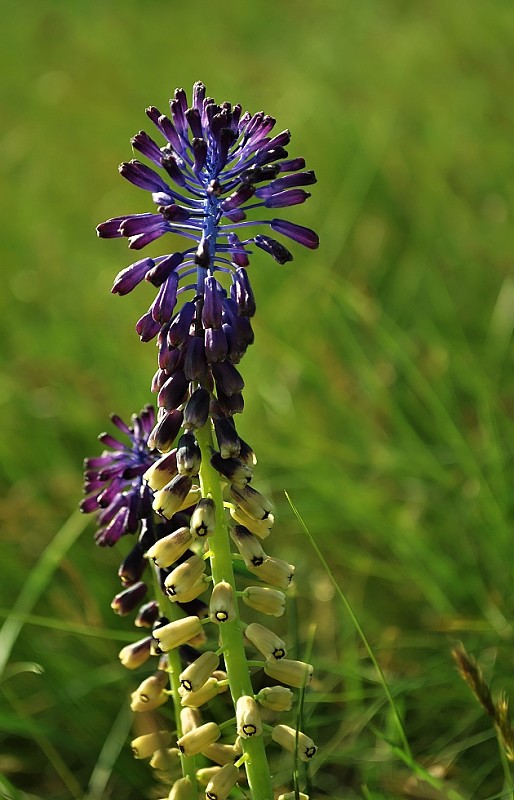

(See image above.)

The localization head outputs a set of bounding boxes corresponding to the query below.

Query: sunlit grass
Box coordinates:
[2,0,514,797]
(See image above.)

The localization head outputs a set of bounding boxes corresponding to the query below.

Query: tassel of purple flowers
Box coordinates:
[85,82,318,800]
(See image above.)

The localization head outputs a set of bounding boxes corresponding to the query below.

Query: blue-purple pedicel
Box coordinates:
[97,82,318,427]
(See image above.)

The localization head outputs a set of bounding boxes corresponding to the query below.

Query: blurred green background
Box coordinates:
[1,1,514,797]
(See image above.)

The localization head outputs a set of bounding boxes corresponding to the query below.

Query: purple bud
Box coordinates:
[254,235,293,264]
[136,311,161,342]
[135,601,160,628]
[118,543,147,586]
[151,368,167,393]
[217,390,244,416]
[220,185,255,212]
[146,252,184,287]
[255,171,316,197]
[158,342,182,373]
[227,234,250,268]
[214,417,241,459]
[111,581,147,616]
[185,107,203,139]
[112,258,155,295]
[240,165,281,184]
[119,160,170,194]
[150,273,179,323]
[264,189,311,208]
[148,409,184,452]
[168,301,196,347]
[130,130,162,165]
[161,149,187,187]
[202,276,223,329]
[270,219,319,249]
[279,157,306,172]
[191,137,208,172]
[184,336,208,382]
[183,387,211,430]
[157,370,188,411]
[212,362,244,396]
[230,268,256,317]
[205,327,228,363]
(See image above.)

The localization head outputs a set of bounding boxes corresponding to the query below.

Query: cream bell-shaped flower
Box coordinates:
[236,695,262,738]
[190,497,216,538]
[153,475,193,519]
[167,576,209,603]
[196,767,221,787]
[179,677,221,708]
[179,650,220,692]
[245,622,287,660]
[264,658,313,689]
[230,525,267,567]
[242,586,286,617]
[256,685,294,712]
[177,721,221,756]
[152,616,203,653]
[247,556,295,590]
[230,505,273,539]
[205,762,239,800]
[209,581,237,623]
[131,730,172,759]
[143,450,178,491]
[149,747,181,771]
[146,526,193,568]
[164,553,206,597]
[168,776,197,800]
[130,671,169,711]
[271,724,317,762]
[230,484,272,521]
[180,707,202,735]
[202,741,242,766]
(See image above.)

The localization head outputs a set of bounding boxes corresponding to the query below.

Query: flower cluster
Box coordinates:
[84,83,318,800]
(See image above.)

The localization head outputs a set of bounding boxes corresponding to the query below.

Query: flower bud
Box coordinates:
[236,695,262,738]
[245,623,287,660]
[143,450,178,490]
[176,433,201,476]
[179,650,219,692]
[230,526,267,567]
[196,767,221,787]
[153,475,193,519]
[152,616,203,653]
[183,386,210,430]
[264,658,313,689]
[167,576,209,603]
[190,497,216,538]
[177,721,221,756]
[148,408,183,452]
[164,554,206,598]
[135,600,159,627]
[242,586,285,617]
[168,776,197,800]
[130,671,169,711]
[118,636,152,669]
[229,505,273,539]
[131,730,172,759]
[247,556,295,590]
[256,685,293,712]
[205,762,239,800]
[180,707,202,734]
[179,676,221,708]
[213,417,240,459]
[230,484,272,521]
[149,746,181,771]
[271,724,317,762]
[111,578,147,614]
[202,741,241,766]
[211,452,252,486]
[118,542,146,585]
[209,581,237,624]
[146,526,193,568]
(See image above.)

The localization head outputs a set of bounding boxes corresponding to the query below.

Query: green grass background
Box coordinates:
[1,1,514,797]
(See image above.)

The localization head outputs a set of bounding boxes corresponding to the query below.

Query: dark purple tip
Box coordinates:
[254,235,293,264]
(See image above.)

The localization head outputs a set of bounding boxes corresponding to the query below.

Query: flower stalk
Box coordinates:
[195,422,273,800]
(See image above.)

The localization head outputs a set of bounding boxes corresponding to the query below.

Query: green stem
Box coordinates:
[150,567,198,796]
[196,422,274,800]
